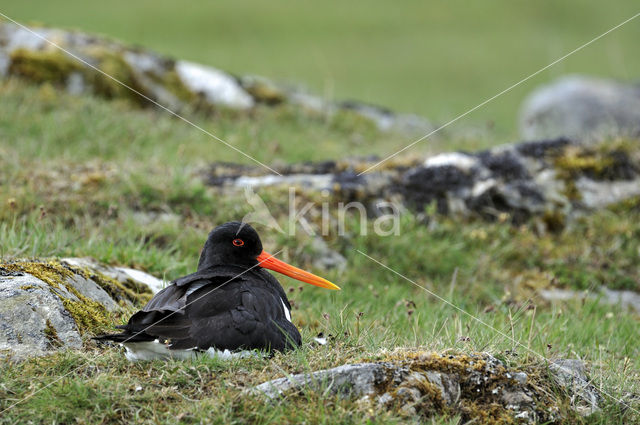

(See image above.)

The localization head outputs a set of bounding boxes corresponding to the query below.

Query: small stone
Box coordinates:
[513,372,528,384]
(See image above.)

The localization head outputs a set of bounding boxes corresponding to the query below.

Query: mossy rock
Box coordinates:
[9,48,80,84]
[1,259,153,337]
[251,351,596,423]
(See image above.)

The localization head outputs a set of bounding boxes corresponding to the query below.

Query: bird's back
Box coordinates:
[95,265,301,359]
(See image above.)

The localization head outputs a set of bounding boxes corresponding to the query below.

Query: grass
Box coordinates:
[3,0,640,142]
[0,75,639,422]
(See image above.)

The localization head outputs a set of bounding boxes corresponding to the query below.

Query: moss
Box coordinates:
[44,319,63,349]
[0,259,145,335]
[81,46,142,103]
[9,48,80,84]
[243,79,286,105]
[82,270,153,307]
[374,351,563,424]
[554,147,613,178]
[330,108,378,135]
[160,69,198,104]
[608,195,640,213]
[553,145,640,200]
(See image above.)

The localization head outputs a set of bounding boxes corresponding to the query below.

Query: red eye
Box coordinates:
[232,239,244,247]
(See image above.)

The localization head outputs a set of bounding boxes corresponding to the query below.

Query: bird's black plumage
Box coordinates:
[95,222,302,355]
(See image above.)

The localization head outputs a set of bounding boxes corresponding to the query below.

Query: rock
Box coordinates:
[551,359,601,416]
[250,362,405,399]
[248,352,600,423]
[0,259,157,360]
[240,75,287,105]
[520,75,640,143]
[205,138,640,229]
[575,177,640,209]
[61,257,165,294]
[305,237,347,272]
[175,60,254,110]
[0,21,432,134]
[339,100,434,134]
[0,273,83,359]
[540,287,640,314]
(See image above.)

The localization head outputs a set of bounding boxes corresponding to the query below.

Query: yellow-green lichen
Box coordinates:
[157,68,198,104]
[1,259,148,335]
[243,79,286,105]
[375,351,563,424]
[82,47,141,102]
[9,48,80,84]
[554,147,614,179]
[82,269,153,307]
[44,319,63,348]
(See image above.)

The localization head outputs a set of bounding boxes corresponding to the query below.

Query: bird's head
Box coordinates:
[198,221,340,290]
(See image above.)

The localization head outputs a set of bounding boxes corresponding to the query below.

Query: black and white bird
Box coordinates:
[95,222,340,361]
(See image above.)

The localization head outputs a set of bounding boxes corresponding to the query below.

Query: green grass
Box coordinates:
[3,0,640,142]
[1,3,639,423]
[0,59,639,425]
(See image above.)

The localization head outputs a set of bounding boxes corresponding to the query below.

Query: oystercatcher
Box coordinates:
[96,222,340,361]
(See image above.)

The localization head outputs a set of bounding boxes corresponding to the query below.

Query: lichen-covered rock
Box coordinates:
[0,21,431,134]
[540,287,640,314]
[204,138,640,229]
[251,362,403,399]
[550,359,601,417]
[0,259,158,360]
[175,60,254,110]
[249,352,599,423]
[0,273,82,359]
[520,75,640,143]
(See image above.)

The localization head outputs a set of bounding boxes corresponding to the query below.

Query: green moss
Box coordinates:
[9,48,80,84]
[81,269,153,307]
[44,319,63,348]
[551,144,640,201]
[554,149,613,178]
[607,195,640,213]
[553,144,640,201]
[243,79,286,105]
[0,259,146,335]
[373,351,565,424]
[158,68,197,104]
[82,47,141,103]
[330,108,378,134]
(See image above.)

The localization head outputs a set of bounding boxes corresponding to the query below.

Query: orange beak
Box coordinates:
[256,251,341,290]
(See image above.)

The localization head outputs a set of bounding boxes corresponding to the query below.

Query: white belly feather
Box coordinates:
[122,340,258,362]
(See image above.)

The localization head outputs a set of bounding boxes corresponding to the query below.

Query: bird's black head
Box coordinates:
[196,221,340,290]
[197,221,263,270]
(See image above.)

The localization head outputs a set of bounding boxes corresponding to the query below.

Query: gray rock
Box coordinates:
[0,21,433,134]
[551,359,601,416]
[233,174,334,190]
[249,354,600,422]
[424,370,460,405]
[61,257,165,295]
[0,274,82,360]
[575,177,640,209]
[307,237,347,272]
[0,259,160,360]
[175,60,254,110]
[250,362,405,399]
[540,287,640,314]
[65,273,119,311]
[207,137,640,230]
[520,75,640,142]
